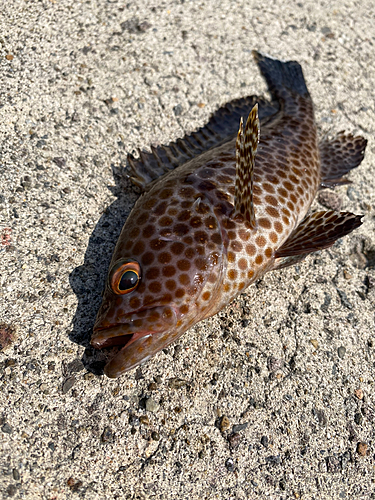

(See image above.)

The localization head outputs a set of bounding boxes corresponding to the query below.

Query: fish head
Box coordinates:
[91,189,224,377]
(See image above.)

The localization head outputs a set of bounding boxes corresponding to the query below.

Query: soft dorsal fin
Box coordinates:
[319,132,367,188]
[273,210,363,270]
[234,104,260,227]
[128,96,278,189]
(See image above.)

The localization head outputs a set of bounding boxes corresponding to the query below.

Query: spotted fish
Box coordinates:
[91,52,367,378]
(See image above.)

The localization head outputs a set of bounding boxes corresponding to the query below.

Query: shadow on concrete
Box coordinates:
[68,164,138,374]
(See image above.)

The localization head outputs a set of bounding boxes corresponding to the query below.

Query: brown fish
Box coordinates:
[91,52,367,378]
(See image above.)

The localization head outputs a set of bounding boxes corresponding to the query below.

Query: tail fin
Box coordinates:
[253,51,309,99]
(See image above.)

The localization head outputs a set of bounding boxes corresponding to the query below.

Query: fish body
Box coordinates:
[91,52,366,377]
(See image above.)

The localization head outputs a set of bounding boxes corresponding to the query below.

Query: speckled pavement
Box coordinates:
[1,1,375,499]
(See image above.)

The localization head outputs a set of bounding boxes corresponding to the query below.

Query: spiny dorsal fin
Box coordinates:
[319,132,367,188]
[273,211,363,270]
[234,104,260,227]
[128,96,278,190]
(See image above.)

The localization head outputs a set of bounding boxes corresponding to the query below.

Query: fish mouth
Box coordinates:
[90,305,178,378]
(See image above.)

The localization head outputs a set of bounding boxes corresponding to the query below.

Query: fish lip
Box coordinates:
[90,304,178,349]
[90,323,156,349]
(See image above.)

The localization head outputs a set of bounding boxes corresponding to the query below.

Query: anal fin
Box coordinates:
[234,104,260,227]
[319,132,367,188]
[273,211,363,270]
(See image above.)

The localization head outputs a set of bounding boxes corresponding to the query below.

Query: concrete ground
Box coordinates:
[1,0,375,498]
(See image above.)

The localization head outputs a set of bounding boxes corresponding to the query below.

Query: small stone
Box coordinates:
[168,377,187,389]
[337,346,346,359]
[139,415,150,425]
[356,442,368,457]
[52,157,66,168]
[151,431,160,441]
[148,383,158,391]
[145,398,159,413]
[12,469,20,481]
[62,376,76,394]
[220,416,231,432]
[101,426,114,443]
[173,104,183,116]
[354,389,364,400]
[67,359,84,373]
[310,339,319,349]
[5,54,14,61]
[0,323,16,350]
[261,435,269,448]
[232,422,248,433]
[67,477,83,492]
[225,457,234,472]
[228,432,241,449]
[354,412,363,425]
[336,289,353,309]
[343,270,353,280]
[1,423,12,434]
[5,485,17,497]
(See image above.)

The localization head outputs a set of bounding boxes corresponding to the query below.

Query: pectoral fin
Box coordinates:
[273,211,363,270]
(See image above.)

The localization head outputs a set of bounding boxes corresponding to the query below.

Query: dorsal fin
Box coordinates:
[319,132,367,188]
[128,96,278,189]
[273,211,363,270]
[234,104,259,227]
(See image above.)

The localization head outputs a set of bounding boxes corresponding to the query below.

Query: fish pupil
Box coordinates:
[119,270,138,291]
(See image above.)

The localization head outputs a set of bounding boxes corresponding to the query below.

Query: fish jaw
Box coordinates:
[90,305,178,377]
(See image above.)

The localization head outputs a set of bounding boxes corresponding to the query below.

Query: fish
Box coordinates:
[91,51,367,378]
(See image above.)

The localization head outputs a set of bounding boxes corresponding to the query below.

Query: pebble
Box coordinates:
[62,376,76,394]
[228,432,241,449]
[5,485,17,497]
[232,422,248,433]
[220,416,231,432]
[168,378,187,389]
[12,469,20,481]
[101,426,114,443]
[337,346,346,359]
[261,435,269,448]
[151,431,160,441]
[139,415,150,425]
[145,398,159,413]
[5,54,14,61]
[354,389,364,400]
[356,442,368,457]
[1,423,12,434]
[310,339,319,349]
[52,157,66,168]
[354,412,363,425]
[225,457,234,472]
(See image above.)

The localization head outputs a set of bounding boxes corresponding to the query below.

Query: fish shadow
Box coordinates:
[68,164,138,374]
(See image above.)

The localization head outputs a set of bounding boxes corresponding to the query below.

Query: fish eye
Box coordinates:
[110,260,141,295]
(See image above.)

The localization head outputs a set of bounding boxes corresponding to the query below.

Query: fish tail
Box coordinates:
[253,51,309,99]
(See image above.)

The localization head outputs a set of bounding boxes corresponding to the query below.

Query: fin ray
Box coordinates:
[128,96,278,189]
[274,211,363,264]
[234,104,259,227]
[319,132,367,188]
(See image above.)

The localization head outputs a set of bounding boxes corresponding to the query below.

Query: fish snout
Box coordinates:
[90,305,178,375]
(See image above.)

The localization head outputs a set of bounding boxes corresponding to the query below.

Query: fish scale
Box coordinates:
[91,51,367,377]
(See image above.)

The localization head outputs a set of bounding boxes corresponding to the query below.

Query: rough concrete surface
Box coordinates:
[1,0,375,498]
